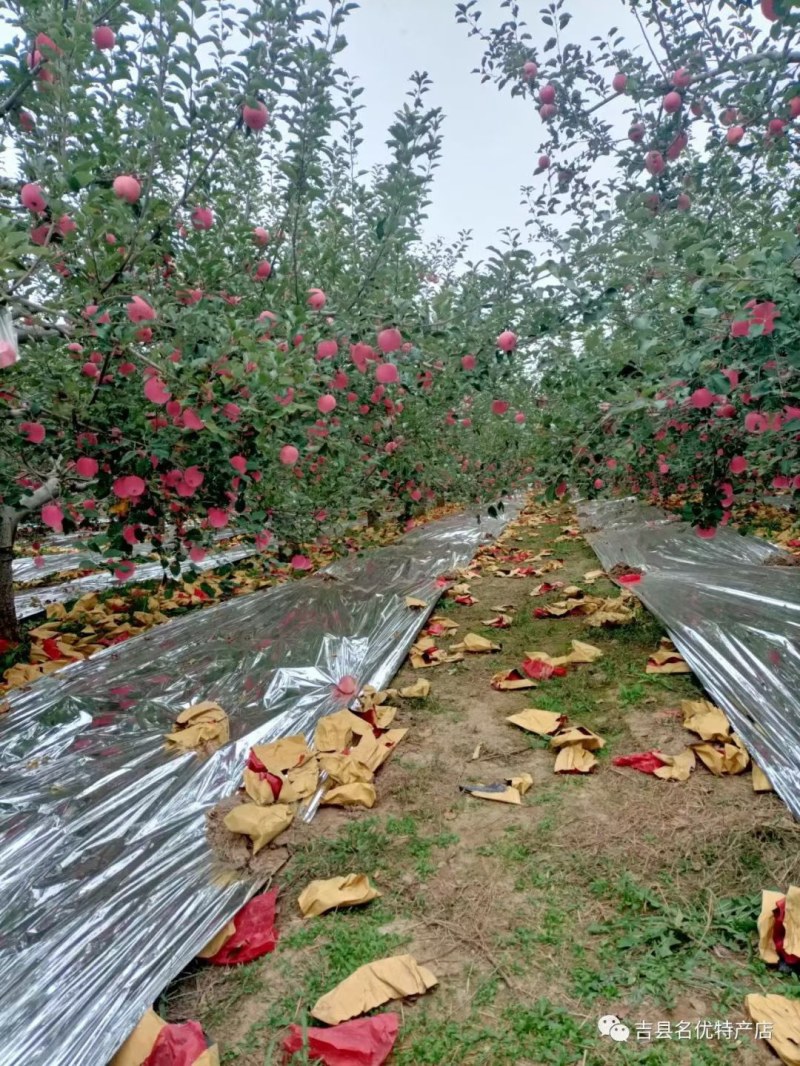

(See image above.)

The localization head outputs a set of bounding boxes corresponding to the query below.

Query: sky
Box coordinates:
[0,0,642,256]
[343,0,639,255]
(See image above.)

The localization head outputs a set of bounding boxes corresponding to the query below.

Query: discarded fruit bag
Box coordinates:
[283,1013,400,1065]
[144,1022,217,1066]
[612,752,667,775]
[773,897,800,968]
[111,1009,218,1066]
[206,890,278,966]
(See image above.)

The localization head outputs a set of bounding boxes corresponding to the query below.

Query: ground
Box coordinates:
[160,502,800,1066]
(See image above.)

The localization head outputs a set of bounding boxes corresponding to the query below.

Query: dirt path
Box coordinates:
[161,502,799,1065]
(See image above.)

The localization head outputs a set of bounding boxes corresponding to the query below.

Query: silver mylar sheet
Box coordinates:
[577,498,800,819]
[13,528,243,595]
[0,501,519,1066]
[14,544,257,619]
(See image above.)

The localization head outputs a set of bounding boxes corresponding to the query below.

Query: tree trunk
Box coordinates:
[0,506,19,642]
[0,479,60,643]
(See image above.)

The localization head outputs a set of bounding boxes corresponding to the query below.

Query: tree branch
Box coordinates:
[0,63,42,119]
[18,476,61,514]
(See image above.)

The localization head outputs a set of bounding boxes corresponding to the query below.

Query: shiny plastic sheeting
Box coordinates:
[577,498,800,819]
[15,543,257,619]
[12,527,242,587]
[0,502,519,1066]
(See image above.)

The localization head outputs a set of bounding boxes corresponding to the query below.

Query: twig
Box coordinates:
[418,915,521,992]
[0,63,42,118]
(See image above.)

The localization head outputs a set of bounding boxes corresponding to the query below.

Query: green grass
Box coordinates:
[169,511,800,1066]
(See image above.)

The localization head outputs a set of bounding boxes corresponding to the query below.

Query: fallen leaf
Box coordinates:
[681,699,730,741]
[312,955,438,1025]
[471,743,481,760]
[745,993,800,1065]
[481,614,513,629]
[223,803,294,853]
[298,874,381,918]
[322,782,377,808]
[507,708,566,736]
[583,569,606,584]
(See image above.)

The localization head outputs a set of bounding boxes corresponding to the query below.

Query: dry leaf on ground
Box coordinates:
[404,596,428,609]
[312,955,438,1025]
[298,874,381,918]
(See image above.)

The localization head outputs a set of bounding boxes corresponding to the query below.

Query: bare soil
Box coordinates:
[159,503,798,1066]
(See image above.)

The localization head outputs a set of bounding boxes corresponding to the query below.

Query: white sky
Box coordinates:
[0,0,647,255]
[344,0,639,254]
